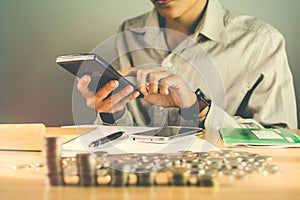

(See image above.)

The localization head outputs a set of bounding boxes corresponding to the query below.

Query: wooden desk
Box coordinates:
[0,128,299,200]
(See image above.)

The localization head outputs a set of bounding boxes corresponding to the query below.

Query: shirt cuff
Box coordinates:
[95,107,134,126]
[204,102,265,130]
[204,102,236,130]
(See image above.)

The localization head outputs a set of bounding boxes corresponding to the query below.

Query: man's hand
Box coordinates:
[77,74,140,114]
[134,67,197,109]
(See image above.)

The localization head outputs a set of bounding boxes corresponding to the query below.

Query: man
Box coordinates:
[77,0,297,129]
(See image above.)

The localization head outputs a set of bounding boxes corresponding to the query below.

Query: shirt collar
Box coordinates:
[125,9,160,33]
[126,9,161,44]
[127,0,229,43]
[195,0,230,43]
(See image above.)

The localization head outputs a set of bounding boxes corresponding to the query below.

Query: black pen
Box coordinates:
[88,131,124,148]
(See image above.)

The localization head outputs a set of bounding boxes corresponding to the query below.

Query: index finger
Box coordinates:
[136,67,165,95]
[95,80,119,100]
[118,66,137,76]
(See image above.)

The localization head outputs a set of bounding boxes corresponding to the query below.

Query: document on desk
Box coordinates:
[62,125,218,157]
[220,128,300,148]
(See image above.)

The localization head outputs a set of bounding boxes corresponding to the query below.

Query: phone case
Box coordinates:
[56,53,139,96]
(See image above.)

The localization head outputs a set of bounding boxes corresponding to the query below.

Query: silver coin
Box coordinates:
[232,172,248,179]
[255,155,273,162]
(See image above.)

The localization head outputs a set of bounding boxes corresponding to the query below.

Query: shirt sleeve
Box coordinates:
[204,32,298,130]
[94,107,134,126]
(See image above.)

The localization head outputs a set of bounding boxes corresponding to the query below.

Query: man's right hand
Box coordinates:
[77,75,140,114]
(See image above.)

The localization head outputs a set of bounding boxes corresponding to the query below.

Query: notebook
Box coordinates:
[220,128,300,147]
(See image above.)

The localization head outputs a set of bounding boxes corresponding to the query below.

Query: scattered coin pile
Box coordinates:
[43,137,280,187]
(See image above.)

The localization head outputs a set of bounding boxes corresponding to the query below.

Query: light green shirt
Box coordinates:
[97,0,297,130]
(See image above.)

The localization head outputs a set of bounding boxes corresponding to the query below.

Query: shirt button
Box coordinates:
[166,62,173,68]
[158,106,164,111]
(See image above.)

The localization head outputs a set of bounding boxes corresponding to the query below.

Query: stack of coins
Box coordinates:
[135,165,156,186]
[171,166,191,186]
[76,153,97,186]
[109,161,132,187]
[198,171,216,187]
[43,137,64,186]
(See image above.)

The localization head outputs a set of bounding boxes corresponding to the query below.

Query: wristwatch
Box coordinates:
[179,88,211,120]
[195,88,211,113]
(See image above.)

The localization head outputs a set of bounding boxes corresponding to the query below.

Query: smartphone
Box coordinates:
[128,127,203,143]
[56,53,141,97]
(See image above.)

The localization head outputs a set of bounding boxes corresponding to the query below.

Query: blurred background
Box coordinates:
[0,0,299,128]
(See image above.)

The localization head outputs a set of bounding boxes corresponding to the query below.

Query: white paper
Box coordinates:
[62,126,218,157]
[251,130,283,139]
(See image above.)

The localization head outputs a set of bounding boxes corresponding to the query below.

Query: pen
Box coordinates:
[88,131,124,148]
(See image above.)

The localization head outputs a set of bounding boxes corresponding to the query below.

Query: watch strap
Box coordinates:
[179,88,211,120]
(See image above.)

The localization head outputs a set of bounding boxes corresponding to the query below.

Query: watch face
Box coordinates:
[195,89,211,105]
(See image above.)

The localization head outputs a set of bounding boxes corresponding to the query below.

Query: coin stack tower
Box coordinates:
[43,137,64,186]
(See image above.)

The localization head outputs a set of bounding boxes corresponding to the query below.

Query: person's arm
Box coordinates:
[204,32,297,130]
